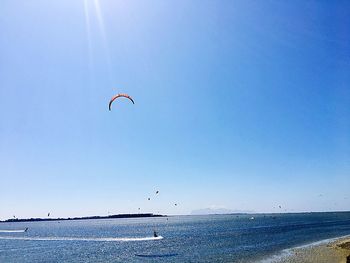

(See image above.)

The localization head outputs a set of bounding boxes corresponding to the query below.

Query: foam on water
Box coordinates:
[0,230,27,233]
[257,234,350,263]
[0,235,163,242]
[135,253,178,258]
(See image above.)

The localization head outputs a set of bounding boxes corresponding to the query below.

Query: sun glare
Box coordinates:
[83,0,113,84]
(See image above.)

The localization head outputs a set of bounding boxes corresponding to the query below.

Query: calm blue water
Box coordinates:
[1,212,350,262]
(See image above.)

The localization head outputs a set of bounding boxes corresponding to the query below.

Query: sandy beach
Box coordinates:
[269,236,350,263]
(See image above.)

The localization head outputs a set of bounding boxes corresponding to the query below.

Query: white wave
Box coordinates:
[291,234,350,250]
[0,236,163,242]
[257,234,350,263]
[0,230,27,233]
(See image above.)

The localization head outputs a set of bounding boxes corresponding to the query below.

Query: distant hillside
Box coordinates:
[191,208,254,215]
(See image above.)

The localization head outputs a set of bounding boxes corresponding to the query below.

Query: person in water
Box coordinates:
[153,230,158,237]
[24,227,28,232]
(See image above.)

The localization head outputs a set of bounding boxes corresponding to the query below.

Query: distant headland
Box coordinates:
[0,213,165,223]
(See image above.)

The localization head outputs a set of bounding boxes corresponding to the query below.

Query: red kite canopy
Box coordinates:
[109,94,135,111]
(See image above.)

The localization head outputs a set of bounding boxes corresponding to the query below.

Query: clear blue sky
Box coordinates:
[0,0,349,219]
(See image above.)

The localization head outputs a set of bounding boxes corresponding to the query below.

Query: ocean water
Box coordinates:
[0,212,350,262]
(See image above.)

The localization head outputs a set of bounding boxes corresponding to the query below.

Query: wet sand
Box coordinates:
[270,236,350,263]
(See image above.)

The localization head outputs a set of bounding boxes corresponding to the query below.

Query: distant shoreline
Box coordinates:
[2,211,350,223]
[0,213,165,223]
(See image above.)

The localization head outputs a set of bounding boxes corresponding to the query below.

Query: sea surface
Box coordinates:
[1,212,350,262]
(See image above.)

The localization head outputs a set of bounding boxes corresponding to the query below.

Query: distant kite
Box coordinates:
[109,94,134,111]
